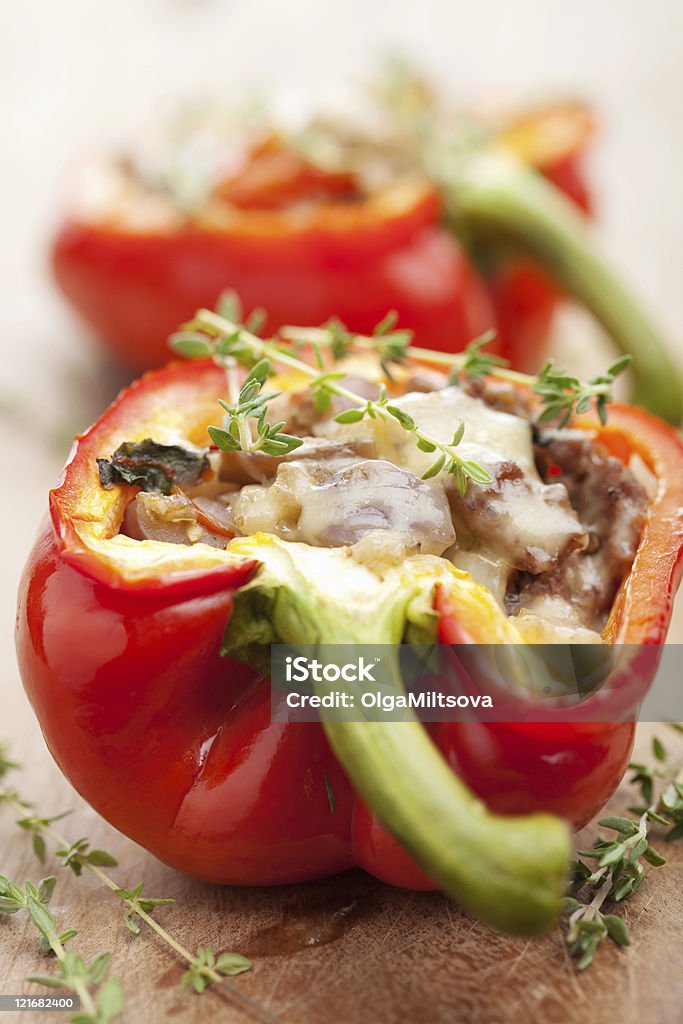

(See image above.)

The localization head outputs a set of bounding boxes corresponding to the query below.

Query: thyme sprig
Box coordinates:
[456,330,507,380]
[0,873,122,1024]
[628,729,683,841]
[534,355,633,427]
[280,310,413,379]
[562,727,682,970]
[171,298,495,495]
[561,813,660,970]
[207,358,303,457]
[334,385,492,491]
[171,294,633,495]
[0,746,268,1021]
[277,307,631,423]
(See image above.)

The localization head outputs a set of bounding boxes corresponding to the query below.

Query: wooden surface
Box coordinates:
[1,723,682,1024]
[3,3,683,1021]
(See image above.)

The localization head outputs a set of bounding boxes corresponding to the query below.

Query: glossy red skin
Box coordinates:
[435,720,635,824]
[17,366,682,889]
[13,530,638,888]
[17,529,356,884]
[51,153,588,373]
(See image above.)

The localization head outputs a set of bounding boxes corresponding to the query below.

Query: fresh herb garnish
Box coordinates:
[562,814,659,970]
[171,296,631,491]
[534,355,633,427]
[172,297,494,496]
[274,310,631,426]
[628,730,683,842]
[280,309,413,376]
[180,947,252,995]
[457,330,505,379]
[0,872,122,1024]
[97,440,209,495]
[0,747,259,1017]
[562,726,682,970]
[207,358,303,457]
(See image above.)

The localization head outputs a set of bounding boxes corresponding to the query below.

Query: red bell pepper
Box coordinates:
[50,104,589,377]
[53,174,499,370]
[15,358,683,936]
[51,102,683,422]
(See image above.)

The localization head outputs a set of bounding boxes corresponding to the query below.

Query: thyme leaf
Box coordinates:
[0,873,122,1023]
[563,725,682,970]
[0,747,260,1016]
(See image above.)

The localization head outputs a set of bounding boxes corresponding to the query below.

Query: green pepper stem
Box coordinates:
[442,151,682,424]
[315,647,570,936]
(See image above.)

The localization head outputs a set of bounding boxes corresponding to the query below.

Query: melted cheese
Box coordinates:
[383,389,536,475]
[448,549,512,609]
[231,458,455,556]
[326,388,587,573]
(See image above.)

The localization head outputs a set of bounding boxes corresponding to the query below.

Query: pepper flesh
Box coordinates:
[16,359,683,929]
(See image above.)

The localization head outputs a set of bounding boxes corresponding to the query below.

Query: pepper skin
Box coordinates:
[16,361,683,892]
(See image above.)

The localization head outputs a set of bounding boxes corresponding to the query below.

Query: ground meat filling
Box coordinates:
[505,429,648,628]
[448,456,587,575]
[462,376,535,419]
[116,375,648,636]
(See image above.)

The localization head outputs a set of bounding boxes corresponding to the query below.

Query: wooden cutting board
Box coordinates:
[2,699,682,1024]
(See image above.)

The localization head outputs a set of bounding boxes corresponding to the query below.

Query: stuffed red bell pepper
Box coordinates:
[53,96,593,373]
[50,79,682,423]
[16,308,683,937]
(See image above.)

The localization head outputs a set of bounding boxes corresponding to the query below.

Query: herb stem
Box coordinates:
[46,851,192,968]
[236,413,254,452]
[198,309,312,379]
[2,791,279,1024]
[225,357,241,409]
[279,323,533,386]
[587,876,611,915]
[199,309,411,400]
[45,921,98,1018]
